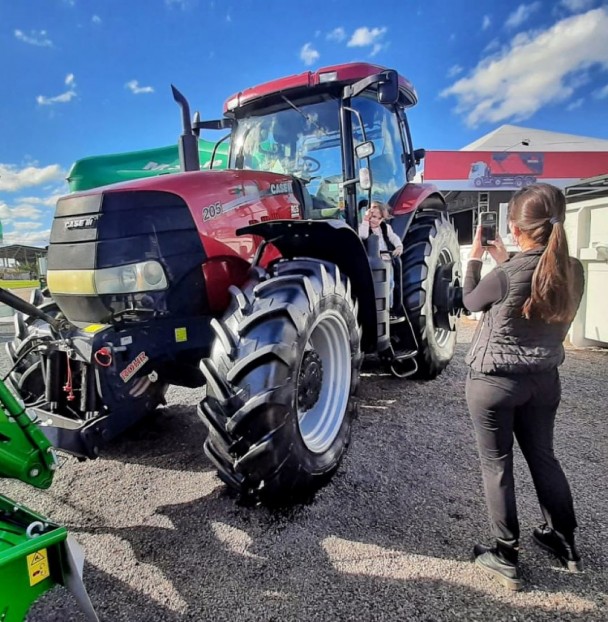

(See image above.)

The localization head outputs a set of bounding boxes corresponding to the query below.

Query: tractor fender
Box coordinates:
[237,219,377,352]
[389,184,447,240]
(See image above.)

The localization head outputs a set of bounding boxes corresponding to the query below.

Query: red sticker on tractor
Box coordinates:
[120,352,149,383]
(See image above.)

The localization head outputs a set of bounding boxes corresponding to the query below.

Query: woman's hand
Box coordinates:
[470,226,509,263]
[487,234,509,264]
[470,225,485,260]
[392,247,402,258]
[363,209,371,222]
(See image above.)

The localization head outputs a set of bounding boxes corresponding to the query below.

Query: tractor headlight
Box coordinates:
[95,261,168,294]
[47,261,169,295]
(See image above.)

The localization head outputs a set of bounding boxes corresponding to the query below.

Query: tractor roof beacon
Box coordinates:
[3,63,464,505]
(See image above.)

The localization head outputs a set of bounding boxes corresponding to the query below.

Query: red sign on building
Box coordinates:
[423,151,608,191]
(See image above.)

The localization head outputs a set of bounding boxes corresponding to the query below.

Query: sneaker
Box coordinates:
[473,543,522,591]
[532,524,583,572]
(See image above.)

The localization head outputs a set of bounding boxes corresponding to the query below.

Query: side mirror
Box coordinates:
[413,148,426,165]
[355,141,375,159]
[359,167,372,190]
[377,70,399,105]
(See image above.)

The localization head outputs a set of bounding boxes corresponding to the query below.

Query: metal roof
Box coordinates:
[565,173,608,201]
[461,124,608,152]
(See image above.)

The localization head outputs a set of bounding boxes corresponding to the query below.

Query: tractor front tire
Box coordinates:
[199,259,362,505]
[401,210,460,379]
[6,299,61,405]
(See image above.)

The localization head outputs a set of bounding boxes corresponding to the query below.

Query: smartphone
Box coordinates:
[479,211,498,246]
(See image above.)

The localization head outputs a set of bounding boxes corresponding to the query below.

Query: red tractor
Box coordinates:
[4,63,463,504]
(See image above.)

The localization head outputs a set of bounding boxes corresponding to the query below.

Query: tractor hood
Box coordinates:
[46,169,306,324]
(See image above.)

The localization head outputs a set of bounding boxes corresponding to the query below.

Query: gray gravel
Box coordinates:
[2,320,607,622]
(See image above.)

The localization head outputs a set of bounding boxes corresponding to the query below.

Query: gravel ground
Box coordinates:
[2,319,607,622]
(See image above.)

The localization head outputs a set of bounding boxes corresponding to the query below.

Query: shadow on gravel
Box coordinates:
[16,320,608,621]
[31,488,605,622]
[100,405,211,473]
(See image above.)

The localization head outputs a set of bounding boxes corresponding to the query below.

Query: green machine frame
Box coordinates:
[0,379,98,621]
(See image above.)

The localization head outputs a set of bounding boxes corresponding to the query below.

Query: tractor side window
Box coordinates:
[351,97,407,205]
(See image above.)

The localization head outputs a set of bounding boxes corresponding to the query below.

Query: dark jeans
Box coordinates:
[466,368,577,543]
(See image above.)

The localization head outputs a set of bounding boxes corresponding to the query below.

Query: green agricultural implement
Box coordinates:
[0,328,98,621]
[67,137,229,192]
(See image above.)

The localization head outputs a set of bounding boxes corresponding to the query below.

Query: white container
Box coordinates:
[564,195,608,347]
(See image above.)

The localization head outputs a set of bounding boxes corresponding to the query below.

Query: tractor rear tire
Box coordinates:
[400,210,460,379]
[199,259,362,505]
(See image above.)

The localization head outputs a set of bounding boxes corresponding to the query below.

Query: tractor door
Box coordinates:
[350,96,409,211]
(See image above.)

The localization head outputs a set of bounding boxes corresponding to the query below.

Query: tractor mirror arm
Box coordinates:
[193,118,235,131]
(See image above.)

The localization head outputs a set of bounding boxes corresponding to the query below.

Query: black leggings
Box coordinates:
[466,368,577,543]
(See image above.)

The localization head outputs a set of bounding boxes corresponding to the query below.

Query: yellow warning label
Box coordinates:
[175,327,188,343]
[27,548,50,586]
[83,324,107,333]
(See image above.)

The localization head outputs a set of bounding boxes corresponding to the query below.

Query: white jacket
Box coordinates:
[358,221,403,254]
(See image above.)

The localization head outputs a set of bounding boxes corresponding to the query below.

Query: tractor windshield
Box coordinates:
[231,99,345,212]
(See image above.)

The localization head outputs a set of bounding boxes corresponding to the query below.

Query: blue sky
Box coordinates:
[1,0,607,247]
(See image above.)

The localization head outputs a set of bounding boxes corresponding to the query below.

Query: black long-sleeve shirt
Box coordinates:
[463,259,508,312]
[463,255,585,314]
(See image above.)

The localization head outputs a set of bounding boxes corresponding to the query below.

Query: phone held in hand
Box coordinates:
[479,211,498,246]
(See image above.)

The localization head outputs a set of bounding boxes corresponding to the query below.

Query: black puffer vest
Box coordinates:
[465,249,572,375]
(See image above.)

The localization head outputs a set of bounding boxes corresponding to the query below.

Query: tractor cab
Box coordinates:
[190,63,419,230]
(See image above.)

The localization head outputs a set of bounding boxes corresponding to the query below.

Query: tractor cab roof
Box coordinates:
[223,62,418,115]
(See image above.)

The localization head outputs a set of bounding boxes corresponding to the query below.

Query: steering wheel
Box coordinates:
[300,156,321,174]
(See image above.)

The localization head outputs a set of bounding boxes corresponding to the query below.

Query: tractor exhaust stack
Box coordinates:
[171,85,200,172]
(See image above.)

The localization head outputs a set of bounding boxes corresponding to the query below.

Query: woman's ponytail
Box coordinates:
[522,220,575,323]
[509,184,577,324]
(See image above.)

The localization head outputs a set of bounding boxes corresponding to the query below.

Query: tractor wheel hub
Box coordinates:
[298,350,323,411]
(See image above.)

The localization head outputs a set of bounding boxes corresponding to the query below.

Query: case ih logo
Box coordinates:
[120,352,149,383]
[64,216,99,230]
[270,182,292,195]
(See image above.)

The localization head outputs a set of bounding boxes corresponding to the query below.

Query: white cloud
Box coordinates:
[0,202,9,220]
[327,27,346,42]
[16,193,64,207]
[300,43,320,66]
[14,29,53,47]
[92,15,102,24]
[347,26,387,48]
[506,2,542,28]
[566,97,584,110]
[482,15,492,30]
[441,8,608,127]
[13,221,43,231]
[560,0,595,12]
[37,74,77,106]
[4,229,51,247]
[6,205,43,220]
[0,163,65,192]
[594,84,608,98]
[447,64,463,78]
[125,80,154,95]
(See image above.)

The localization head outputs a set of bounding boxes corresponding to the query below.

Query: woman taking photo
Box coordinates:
[463,183,585,591]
